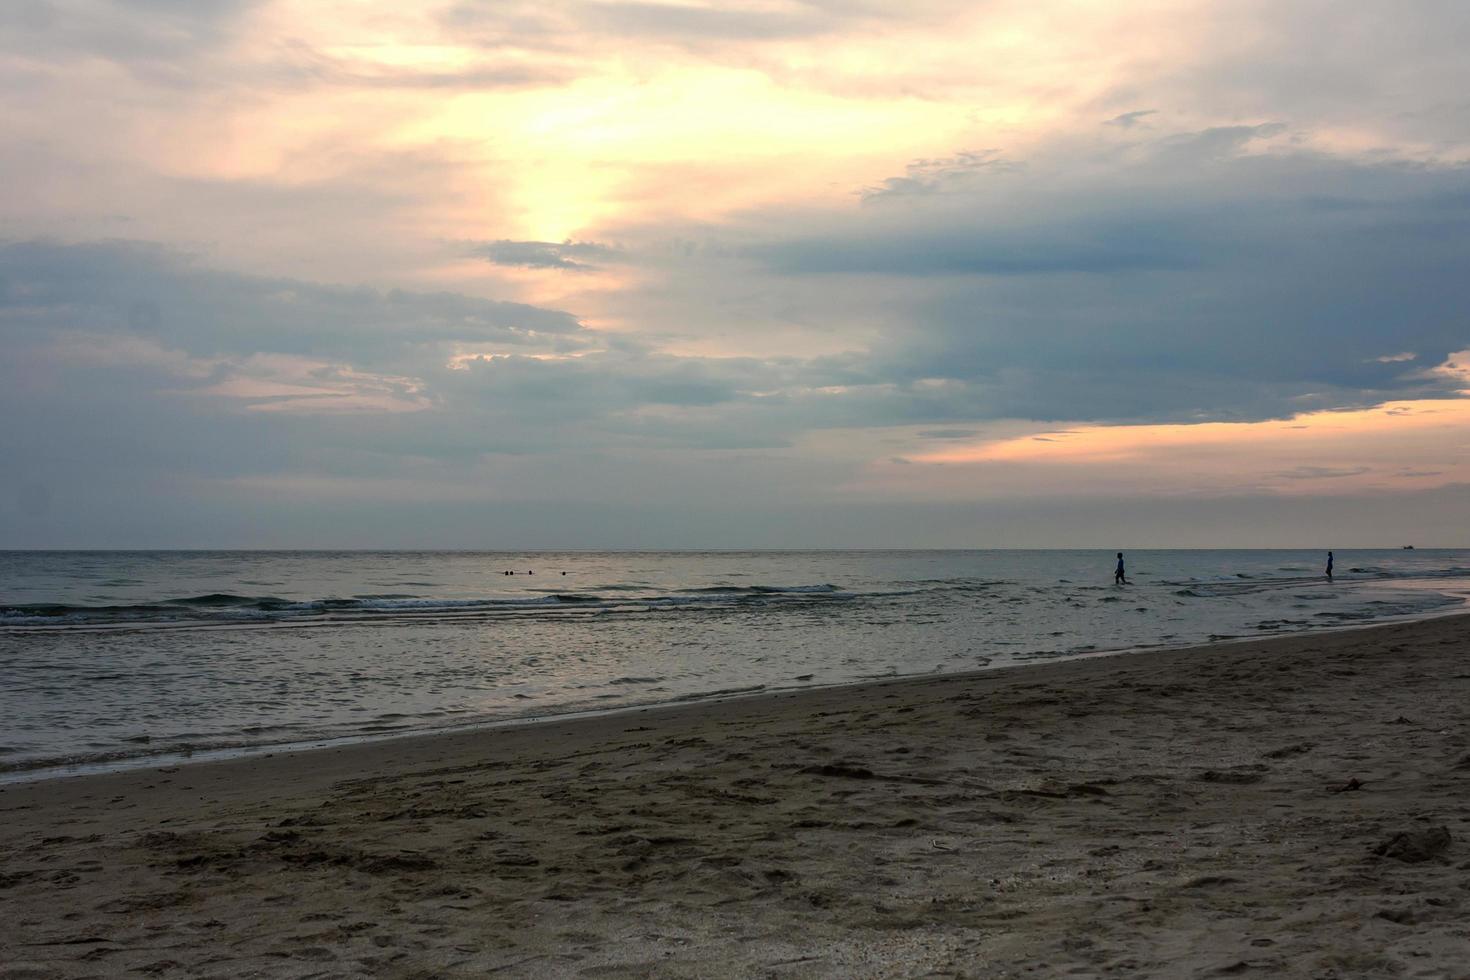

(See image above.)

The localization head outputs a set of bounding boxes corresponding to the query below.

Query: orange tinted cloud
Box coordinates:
[893,396,1470,498]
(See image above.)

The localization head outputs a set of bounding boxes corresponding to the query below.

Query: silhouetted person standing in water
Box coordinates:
[1325,551,1334,581]
[1114,552,1128,586]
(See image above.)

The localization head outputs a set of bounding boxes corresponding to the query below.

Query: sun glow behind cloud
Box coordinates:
[405,65,977,241]
[127,0,1230,248]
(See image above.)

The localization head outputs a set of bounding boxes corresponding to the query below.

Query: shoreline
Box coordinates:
[5,590,1466,786]
[4,613,1470,976]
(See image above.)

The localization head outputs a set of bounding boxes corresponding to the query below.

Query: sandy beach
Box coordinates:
[3,616,1468,978]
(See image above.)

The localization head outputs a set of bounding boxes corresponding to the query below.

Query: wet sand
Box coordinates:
[3,615,1469,978]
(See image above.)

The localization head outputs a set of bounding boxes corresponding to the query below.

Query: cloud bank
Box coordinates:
[3,0,1470,545]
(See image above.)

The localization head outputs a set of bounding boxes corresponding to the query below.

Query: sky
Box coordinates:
[3,0,1469,548]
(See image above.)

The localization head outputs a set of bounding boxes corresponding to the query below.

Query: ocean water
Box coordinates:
[3,549,1468,777]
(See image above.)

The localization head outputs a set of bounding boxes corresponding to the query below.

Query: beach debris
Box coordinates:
[1332,777,1364,793]
[1373,826,1451,863]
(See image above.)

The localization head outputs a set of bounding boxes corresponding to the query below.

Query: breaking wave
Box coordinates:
[0,584,857,628]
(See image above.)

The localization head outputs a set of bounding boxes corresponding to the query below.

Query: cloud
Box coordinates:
[0,239,830,465]
[1106,109,1157,128]
[626,127,1470,427]
[0,0,259,84]
[1273,465,1373,480]
[442,0,968,50]
[860,150,1018,201]
[274,51,576,93]
[890,397,1470,506]
[0,240,585,365]
[471,239,623,270]
[578,2,835,40]
[916,429,979,439]
[1158,0,1470,149]
[752,220,1199,276]
[1156,122,1288,160]
[6,1,1470,544]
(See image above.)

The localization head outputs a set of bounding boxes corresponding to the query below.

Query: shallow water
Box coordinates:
[3,549,1467,774]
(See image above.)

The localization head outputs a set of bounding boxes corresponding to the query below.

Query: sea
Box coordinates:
[3,549,1468,780]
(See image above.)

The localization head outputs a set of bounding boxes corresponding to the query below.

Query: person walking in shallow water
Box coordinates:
[1325,551,1334,581]
[1114,552,1129,586]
